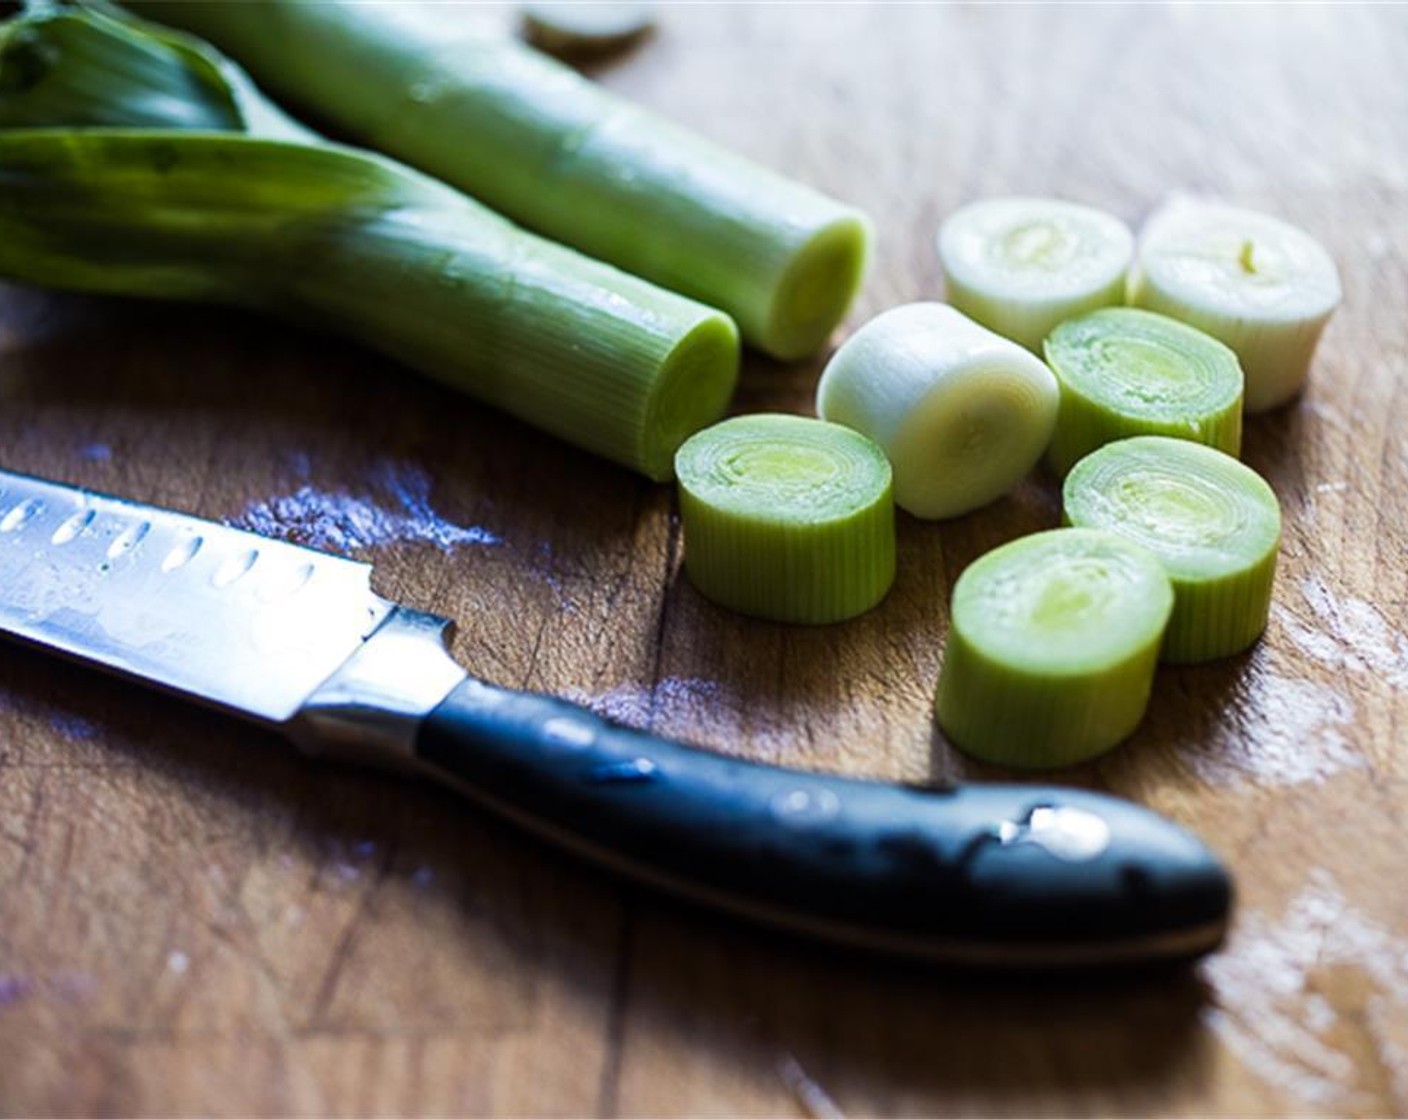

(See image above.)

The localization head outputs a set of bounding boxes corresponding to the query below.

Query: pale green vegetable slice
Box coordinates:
[937,197,1133,353]
[675,415,895,624]
[1043,307,1244,477]
[1128,197,1341,412]
[815,303,1059,519]
[0,6,739,482]
[521,2,654,56]
[1062,437,1281,663]
[934,529,1173,768]
[126,0,871,360]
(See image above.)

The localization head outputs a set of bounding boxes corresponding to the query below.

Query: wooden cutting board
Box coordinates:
[2,4,1406,1116]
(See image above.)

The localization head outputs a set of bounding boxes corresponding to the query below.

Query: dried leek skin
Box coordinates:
[0,6,739,480]
[126,0,872,360]
[1062,437,1281,663]
[675,414,895,624]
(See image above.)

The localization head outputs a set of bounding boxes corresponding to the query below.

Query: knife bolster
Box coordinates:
[287,605,467,770]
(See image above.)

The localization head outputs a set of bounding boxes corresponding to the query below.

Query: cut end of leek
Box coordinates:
[1063,436,1281,663]
[934,528,1173,768]
[1043,307,1244,477]
[1128,197,1342,412]
[816,302,1058,519]
[675,414,895,624]
[763,211,871,361]
[937,197,1133,353]
[127,0,873,362]
[640,312,741,482]
[520,2,655,57]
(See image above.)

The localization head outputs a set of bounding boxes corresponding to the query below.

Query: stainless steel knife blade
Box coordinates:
[0,468,393,723]
[0,466,1234,966]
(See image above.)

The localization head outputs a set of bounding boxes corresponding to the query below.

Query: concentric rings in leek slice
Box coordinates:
[1062,436,1281,663]
[675,414,895,624]
[1043,307,1244,476]
[935,528,1173,768]
[938,197,1133,353]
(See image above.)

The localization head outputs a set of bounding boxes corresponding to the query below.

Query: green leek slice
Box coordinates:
[937,197,1133,353]
[126,0,871,359]
[1062,436,1281,663]
[675,415,895,624]
[1128,198,1341,412]
[935,529,1173,768]
[1042,307,1244,477]
[816,303,1059,519]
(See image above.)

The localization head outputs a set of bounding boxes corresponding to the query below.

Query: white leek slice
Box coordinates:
[1062,436,1282,663]
[937,197,1133,353]
[1128,198,1341,412]
[675,414,895,625]
[815,303,1058,519]
[521,3,654,57]
[1043,307,1244,476]
[934,528,1174,768]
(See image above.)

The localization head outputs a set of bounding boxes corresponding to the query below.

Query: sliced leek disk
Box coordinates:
[816,302,1058,519]
[1062,436,1281,663]
[1128,197,1341,412]
[934,528,1173,768]
[937,197,1133,353]
[1043,307,1244,477]
[675,414,895,624]
[521,3,654,57]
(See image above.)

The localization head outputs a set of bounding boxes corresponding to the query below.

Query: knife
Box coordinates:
[0,466,1231,966]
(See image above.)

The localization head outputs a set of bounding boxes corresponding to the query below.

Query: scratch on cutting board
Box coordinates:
[566,677,814,762]
[1202,869,1408,1112]
[0,972,97,1006]
[778,1053,845,1120]
[566,677,723,728]
[1275,577,1408,688]
[1188,669,1361,788]
[229,461,501,555]
[48,713,98,741]
[528,540,580,613]
[1186,568,1408,788]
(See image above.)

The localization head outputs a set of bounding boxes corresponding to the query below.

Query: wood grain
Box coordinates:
[2,4,1408,1116]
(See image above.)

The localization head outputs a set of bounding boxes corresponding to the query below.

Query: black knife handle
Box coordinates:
[416,677,1231,965]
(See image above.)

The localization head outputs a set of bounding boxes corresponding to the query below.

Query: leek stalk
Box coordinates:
[126,0,872,360]
[0,6,740,480]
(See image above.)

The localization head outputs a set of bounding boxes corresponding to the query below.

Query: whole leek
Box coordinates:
[0,6,739,480]
[124,0,872,360]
